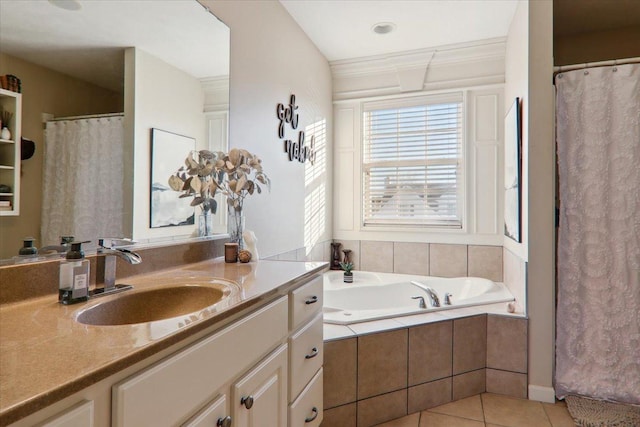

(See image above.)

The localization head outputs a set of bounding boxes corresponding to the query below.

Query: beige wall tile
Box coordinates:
[408,378,452,413]
[334,240,361,270]
[358,329,408,399]
[503,247,526,313]
[360,240,394,273]
[453,315,487,374]
[487,315,527,373]
[394,242,429,275]
[324,338,358,409]
[357,389,408,427]
[452,369,486,400]
[321,403,356,427]
[486,369,527,399]
[468,245,503,282]
[430,244,467,277]
[408,321,452,386]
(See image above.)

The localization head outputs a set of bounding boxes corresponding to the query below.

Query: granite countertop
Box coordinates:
[0,258,327,425]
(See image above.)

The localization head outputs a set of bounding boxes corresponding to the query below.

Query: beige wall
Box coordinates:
[0,53,121,259]
[504,1,555,402]
[128,48,207,241]
[202,0,333,258]
[555,26,640,66]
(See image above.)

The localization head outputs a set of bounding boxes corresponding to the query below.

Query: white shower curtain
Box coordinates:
[555,63,640,404]
[41,116,125,247]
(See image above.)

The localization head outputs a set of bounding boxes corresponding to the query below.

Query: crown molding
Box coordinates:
[330,37,506,79]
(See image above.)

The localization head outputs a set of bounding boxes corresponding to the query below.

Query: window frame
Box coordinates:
[360,92,466,230]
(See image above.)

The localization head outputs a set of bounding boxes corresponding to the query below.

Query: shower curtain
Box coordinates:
[41,116,125,247]
[555,63,640,404]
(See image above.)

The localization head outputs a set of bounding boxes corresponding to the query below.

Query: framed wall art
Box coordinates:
[504,97,522,243]
[150,128,195,228]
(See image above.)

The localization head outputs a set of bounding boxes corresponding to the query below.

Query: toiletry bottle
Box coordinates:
[59,241,90,304]
[18,238,37,256]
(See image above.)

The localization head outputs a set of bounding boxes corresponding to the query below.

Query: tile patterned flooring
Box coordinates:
[374,393,575,427]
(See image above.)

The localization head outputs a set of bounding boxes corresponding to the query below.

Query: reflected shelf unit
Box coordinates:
[0,88,22,216]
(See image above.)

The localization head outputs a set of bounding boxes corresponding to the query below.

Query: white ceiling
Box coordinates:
[279,0,519,62]
[0,0,230,93]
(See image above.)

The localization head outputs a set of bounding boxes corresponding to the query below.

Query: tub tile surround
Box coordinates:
[322,314,529,427]
[332,240,504,283]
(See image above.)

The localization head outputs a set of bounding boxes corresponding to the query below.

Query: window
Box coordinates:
[362,93,463,228]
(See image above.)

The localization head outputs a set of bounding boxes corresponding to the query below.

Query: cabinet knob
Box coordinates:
[216,416,232,427]
[305,296,318,305]
[304,407,318,423]
[305,347,319,359]
[240,395,254,409]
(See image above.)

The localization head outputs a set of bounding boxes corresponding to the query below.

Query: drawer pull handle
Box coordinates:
[305,347,319,359]
[305,296,318,305]
[241,395,254,409]
[217,416,232,427]
[305,407,318,423]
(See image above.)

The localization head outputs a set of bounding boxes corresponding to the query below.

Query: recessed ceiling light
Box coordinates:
[372,22,396,35]
[48,0,82,11]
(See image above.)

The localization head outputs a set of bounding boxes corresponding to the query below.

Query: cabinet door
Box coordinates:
[183,394,231,427]
[39,401,93,427]
[232,344,288,427]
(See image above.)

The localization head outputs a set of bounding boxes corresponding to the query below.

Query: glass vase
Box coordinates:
[228,210,245,249]
[198,212,213,237]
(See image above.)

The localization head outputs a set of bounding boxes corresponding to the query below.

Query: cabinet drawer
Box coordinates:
[289,276,322,330]
[113,297,288,427]
[39,400,93,427]
[289,368,323,427]
[289,313,323,402]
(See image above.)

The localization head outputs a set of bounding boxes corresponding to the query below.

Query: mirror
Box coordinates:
[0,0,230,261]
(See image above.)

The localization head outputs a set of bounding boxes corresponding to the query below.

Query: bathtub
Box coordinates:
[323,271,514,325]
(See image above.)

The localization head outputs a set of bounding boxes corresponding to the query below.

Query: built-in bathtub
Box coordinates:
[323,271,514,325]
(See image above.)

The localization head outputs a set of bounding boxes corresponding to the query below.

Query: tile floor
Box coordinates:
[374,393,575,427]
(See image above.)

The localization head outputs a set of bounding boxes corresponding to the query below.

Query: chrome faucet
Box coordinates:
[93,238,141,297]
[38,236,75,255]
[410,281,440,307]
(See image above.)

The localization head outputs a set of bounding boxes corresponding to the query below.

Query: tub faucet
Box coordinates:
[94,238,141,297]
[412,296,427,309]
[410,281,440,307]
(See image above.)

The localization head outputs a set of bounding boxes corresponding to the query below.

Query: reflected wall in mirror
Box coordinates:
[0,0,230,260]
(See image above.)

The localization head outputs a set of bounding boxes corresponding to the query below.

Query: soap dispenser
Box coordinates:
[18,238,38,256]
[59,241,90,304]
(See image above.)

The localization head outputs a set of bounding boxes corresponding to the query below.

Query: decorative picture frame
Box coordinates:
[504,97,522,243]
[150,128,195,228]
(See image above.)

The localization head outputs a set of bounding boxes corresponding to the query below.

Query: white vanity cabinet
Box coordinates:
[112,272,325,427]
[38,401,94,427]
[112,297,289,426]
[7,270,325,427]
[287,276,324,427]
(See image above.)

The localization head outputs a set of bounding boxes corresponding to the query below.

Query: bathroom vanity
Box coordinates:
[0,258,326,427]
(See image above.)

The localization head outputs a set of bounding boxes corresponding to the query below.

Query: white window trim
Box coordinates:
[360,91,467,232]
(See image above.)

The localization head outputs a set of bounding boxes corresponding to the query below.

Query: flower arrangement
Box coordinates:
[168,148,270,241]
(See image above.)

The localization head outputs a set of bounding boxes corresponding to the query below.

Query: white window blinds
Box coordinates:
[362,93,463,228]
